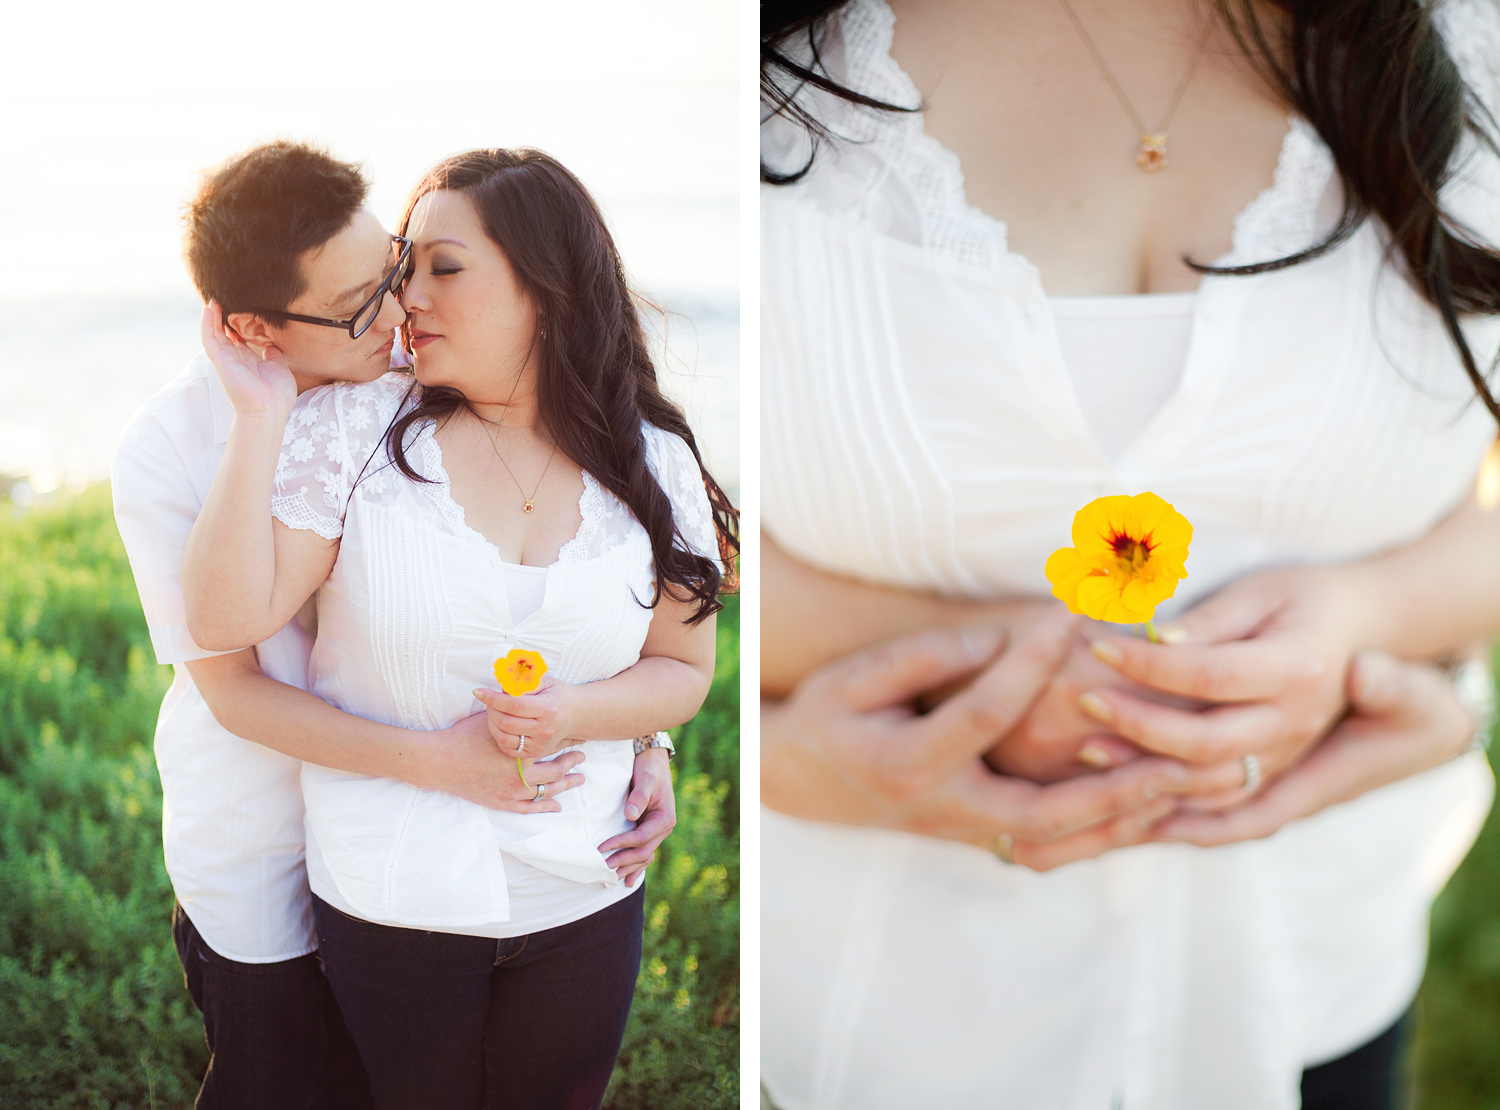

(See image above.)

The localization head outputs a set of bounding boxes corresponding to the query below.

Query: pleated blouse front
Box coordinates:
[760,2,1500,1107]
[272,372,719,937]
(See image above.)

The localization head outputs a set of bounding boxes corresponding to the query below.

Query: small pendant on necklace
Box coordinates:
[523,501,534,514]
[1137,132,1168,173]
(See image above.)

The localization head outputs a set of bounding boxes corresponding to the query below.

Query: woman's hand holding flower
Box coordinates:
[1076,565,1367,804]
[984,623,1246,795]
[428,709,585,813]
[474,674,584,762]
[1151,649,1481,844]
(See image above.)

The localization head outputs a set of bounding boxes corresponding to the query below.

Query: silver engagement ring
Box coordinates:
[1241,753,1262,793]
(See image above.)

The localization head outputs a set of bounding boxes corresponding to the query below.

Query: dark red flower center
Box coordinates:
[1108,530,1154,571]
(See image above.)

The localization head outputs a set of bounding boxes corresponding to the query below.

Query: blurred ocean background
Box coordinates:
[0,2,738,499]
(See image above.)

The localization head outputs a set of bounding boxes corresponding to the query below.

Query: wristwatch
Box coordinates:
[1448,658,1496,753]
[632,731,675,760]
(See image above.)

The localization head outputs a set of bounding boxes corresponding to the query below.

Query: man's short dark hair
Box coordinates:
[183,141,369,318]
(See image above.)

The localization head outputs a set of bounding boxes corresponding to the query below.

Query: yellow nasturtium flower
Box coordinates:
[1044,493,1192,626]
[492,649,549,789]
[494,649,548,696]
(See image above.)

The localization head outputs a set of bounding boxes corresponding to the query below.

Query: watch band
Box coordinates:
[1449,658,1496,753]
[632,731,675,759]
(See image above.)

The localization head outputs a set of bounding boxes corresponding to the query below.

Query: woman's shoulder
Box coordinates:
[763,0,908,173]
[640,421,702,480]
[771,0,902,109]
[286,371,413,456]
[639,422,720,560]
[289,370,413,423]
[273,372,417,538]
[279,371,413,484]
[1438,0,1500,109]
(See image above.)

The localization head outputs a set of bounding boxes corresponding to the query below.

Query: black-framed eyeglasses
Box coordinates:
[249,235,412,340]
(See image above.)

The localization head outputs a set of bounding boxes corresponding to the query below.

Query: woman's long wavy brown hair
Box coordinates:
[389,149,737,623]
[762,0,1500,425]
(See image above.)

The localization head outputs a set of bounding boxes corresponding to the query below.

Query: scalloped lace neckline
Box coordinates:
[839,0,1335,280]
[416,421,601,569]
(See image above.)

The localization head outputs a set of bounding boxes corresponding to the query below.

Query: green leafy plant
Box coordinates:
[0,487,740,1109]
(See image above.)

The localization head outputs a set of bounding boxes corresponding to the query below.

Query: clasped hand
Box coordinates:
[767,565,1481,870]
[992,563,1480,846]
[1061,566,1363,808]
[473,675,583,764]
[763,608,1194,870]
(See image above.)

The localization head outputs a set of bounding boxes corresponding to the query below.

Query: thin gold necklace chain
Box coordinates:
[483,422,558,514]
[477,369,557,514]
[1055,0,1212,144]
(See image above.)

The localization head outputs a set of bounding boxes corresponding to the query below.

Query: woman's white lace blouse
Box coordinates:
[271,371,717,938]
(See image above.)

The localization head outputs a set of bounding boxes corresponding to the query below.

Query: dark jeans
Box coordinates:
[172,902,371,1110]
[312,886,646,1110]
[1301,1008,1412,1110]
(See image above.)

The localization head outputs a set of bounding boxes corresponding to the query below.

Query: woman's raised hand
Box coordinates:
[1150,650,1481,845]
[762,608,1193,870]
[1071,566,1365,805]
[200,300,296,419]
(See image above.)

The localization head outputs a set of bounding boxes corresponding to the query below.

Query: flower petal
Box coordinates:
[1050,491,1193,627]
[494,649,548,696]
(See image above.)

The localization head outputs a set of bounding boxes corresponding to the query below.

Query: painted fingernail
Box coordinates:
[1077,744,1116,768]
[1077,691,1115,723]
[1089,640,1125,666]
[1155,624,1189,644]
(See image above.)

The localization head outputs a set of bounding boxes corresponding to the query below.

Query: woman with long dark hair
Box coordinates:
[181,148,737,1107]
[760,0,1500,1106]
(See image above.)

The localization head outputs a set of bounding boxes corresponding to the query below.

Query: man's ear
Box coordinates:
[224,311,280,359]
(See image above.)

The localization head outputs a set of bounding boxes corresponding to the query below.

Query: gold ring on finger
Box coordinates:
[993,833,1015,865]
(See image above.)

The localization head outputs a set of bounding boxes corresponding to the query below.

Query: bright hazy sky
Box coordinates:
[3,0,736,299]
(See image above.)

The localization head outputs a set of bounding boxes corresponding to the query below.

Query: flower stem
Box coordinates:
[516,757,529,788]
[1145,618,1160,643]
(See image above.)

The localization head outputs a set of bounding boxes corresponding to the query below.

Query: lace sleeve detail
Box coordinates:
[1436,0,1500,247]
[271,372,413,540]
[271,384,347,539]
[643,425,720,566]
[1441,0,1500,119]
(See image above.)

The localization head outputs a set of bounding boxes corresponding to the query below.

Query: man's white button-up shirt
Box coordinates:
[113,353,315,963]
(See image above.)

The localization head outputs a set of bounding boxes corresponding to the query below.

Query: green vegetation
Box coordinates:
[0,486,739,1108]
[1408,646,1500,1109]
